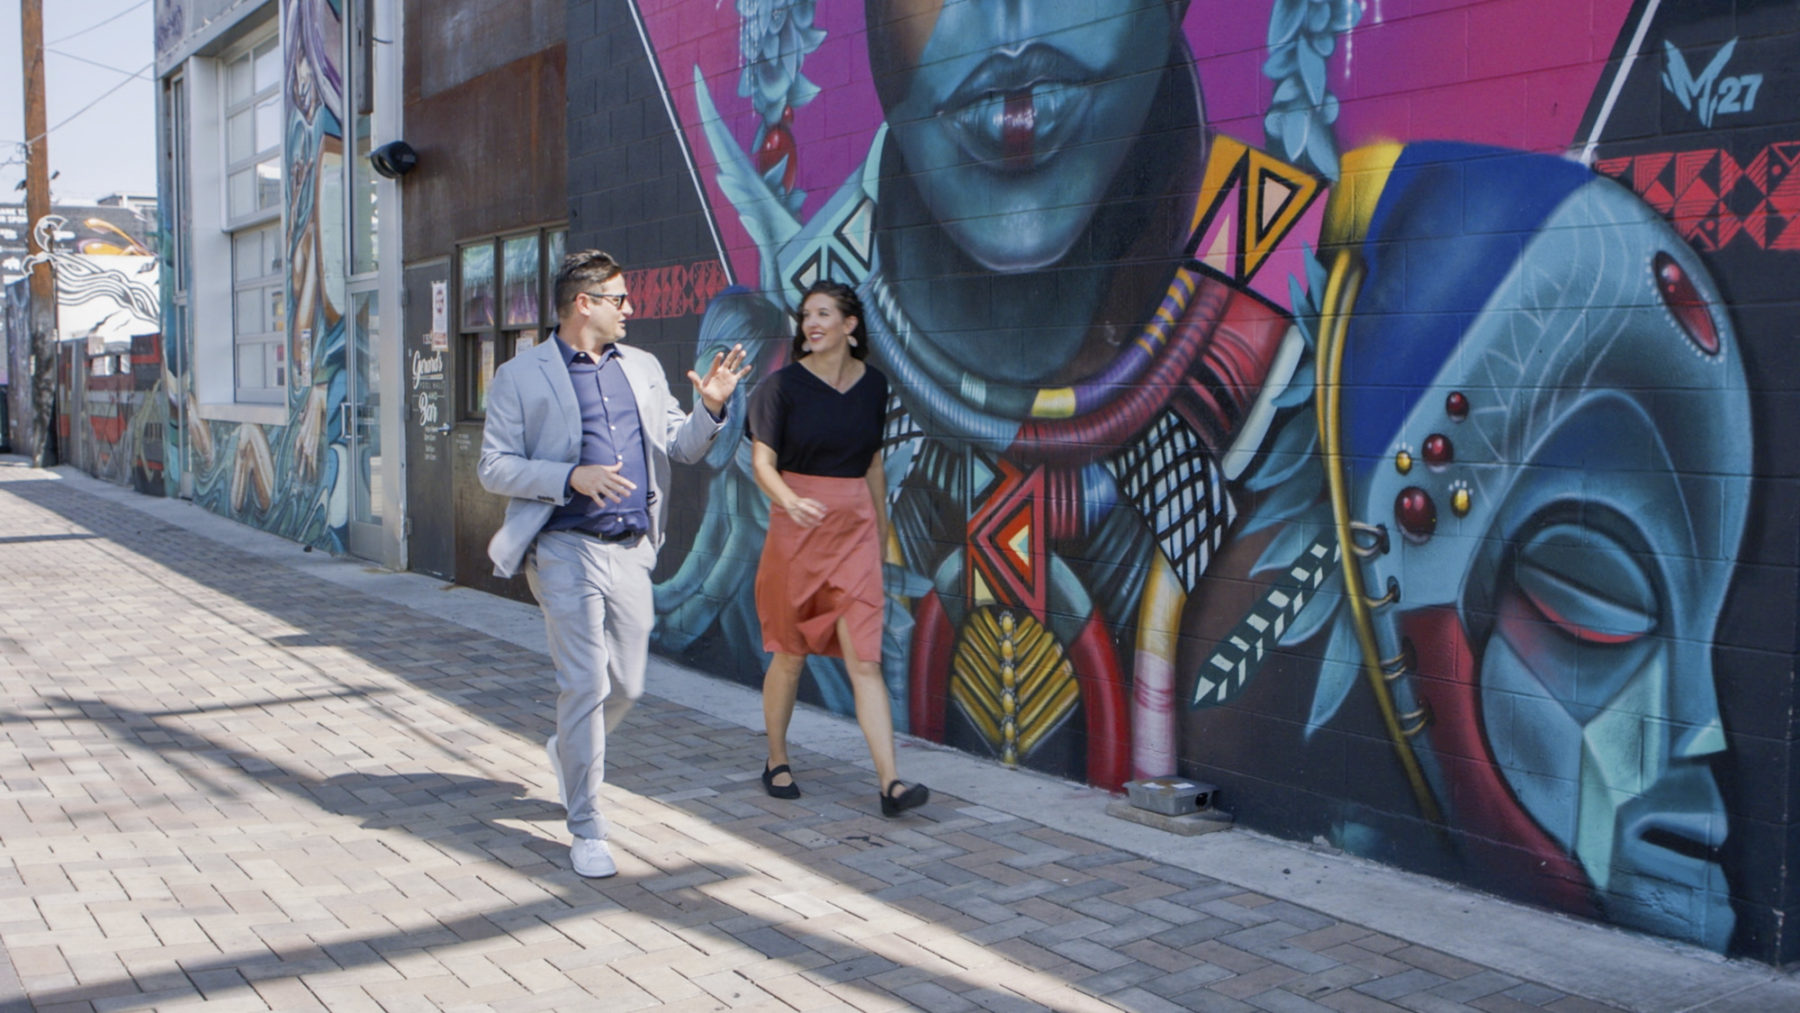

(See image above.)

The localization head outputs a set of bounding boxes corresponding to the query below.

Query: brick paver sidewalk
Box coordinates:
[0,463,1647,1011]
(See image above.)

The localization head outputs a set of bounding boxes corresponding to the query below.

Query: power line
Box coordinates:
[21,61,156,149]
[48,48,154,80]
[46,0,151,46]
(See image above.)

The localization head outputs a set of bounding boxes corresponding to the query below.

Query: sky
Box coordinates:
[0,0,157,205]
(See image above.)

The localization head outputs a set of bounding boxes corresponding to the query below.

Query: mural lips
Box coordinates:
[938,46,1089,172]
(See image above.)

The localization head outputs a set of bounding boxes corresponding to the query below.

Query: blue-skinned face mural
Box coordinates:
[865,0,1212,386]
[633,0,1774,955]
[1245,144,1748,951]
[871,0,1182,273]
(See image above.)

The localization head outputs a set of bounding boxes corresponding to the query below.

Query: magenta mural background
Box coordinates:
[642,0,1638,292]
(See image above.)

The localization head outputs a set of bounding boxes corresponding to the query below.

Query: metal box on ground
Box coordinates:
[1124,777,1215,816]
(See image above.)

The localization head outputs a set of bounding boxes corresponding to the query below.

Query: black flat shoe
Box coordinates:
[762,762,801,799]
[880,780,929,817]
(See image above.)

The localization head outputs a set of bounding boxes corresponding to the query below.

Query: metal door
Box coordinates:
[403,261,455,578]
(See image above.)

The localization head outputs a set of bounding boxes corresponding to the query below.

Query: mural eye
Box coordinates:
[1513,523,1656,645]
[1653,251,1720,356]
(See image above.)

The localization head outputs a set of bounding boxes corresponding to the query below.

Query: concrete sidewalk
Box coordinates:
[0,459,1793,1013]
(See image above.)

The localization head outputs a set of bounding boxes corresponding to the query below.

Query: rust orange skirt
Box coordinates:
[756,472,883,662]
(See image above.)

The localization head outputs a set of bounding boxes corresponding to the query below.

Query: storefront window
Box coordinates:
[457,227,566,417]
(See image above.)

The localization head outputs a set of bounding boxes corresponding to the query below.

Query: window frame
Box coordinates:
[230,221,286,403]
[216,23,286,406]
[455,227,566,419]
[163,72,188,298]
[162,72,191,409]
[219,32,282,230]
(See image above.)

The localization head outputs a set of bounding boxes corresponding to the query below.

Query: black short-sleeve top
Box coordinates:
[748,361,888,477]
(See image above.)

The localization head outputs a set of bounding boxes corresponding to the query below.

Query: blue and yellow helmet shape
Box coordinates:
[1308,142,1749,952]
[1316,141,1747,600]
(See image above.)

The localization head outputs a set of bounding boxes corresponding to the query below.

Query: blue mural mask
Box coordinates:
[1324,143,1748,951]
[874,0,1184,271]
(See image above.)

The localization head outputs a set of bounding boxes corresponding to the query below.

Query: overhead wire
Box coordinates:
[16,0,158,152]
[21,62,156,150]
[46,0,152,46]
[48,49,154,80]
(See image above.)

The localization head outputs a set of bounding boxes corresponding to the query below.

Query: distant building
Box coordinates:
[0,196,160,485]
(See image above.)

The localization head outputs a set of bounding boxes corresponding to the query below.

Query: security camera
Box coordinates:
[369,140,418,178]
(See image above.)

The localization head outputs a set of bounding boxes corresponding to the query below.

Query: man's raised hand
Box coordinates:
[692,343,752,416]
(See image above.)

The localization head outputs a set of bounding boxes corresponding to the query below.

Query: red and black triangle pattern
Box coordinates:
[965,454,1048,617]
[622,259,732,319]
[1597,142,1800,252]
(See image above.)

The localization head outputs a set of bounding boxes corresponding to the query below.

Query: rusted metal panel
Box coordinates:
[396,5,565,591]
[404,0,564,102]
[401,47,567,263]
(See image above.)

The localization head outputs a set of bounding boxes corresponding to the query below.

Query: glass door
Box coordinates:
[342,0,388,563]
[346,287,383,558]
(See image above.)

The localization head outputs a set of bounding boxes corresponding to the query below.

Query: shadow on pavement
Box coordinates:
[0,474,1191,1008]
[7,691,1092,1009]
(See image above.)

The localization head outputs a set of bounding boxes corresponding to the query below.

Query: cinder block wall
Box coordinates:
[567,0,1800,964]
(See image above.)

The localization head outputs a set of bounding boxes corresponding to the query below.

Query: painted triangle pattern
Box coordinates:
[966,453,1049,616]
[1192,136,1323,283]
[1597,141,1800,251]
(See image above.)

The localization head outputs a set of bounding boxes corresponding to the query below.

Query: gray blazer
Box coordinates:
[477,334,723,578]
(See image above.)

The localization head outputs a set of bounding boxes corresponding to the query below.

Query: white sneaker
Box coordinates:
[570,836,617,878]
[546,734,568,810]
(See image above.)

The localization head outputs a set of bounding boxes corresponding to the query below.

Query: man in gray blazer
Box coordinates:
[479,248,748,878]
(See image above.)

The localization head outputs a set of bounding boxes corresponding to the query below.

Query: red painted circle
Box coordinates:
[1422,433,1453,466]
[1395,487,1437,542]
[1445,391,1469,422]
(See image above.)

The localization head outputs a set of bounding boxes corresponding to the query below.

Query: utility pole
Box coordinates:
[19,0,56,466]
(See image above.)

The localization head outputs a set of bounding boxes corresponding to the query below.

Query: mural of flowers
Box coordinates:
[1263,0,1363,179]
[736,0,823,206]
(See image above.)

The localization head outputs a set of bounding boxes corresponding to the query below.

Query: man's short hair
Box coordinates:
[554,249,625,317]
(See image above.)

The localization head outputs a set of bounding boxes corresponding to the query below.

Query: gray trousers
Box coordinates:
[525,530,655,840]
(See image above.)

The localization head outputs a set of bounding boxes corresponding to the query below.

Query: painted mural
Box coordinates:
[55,333,170,494]
[632,0,1791,955]
[174,0,355,550]
[49,241,166,492]
[8,212,169,491]
[0,202,157,280]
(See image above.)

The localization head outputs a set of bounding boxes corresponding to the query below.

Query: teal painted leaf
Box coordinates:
[1304,620,1362,738]
[1332,0,1365,31]
[1264,46,1297,78]
[1300,48,1327,105]
[1269,0,1306,45]
[1245,454,1325,520]
[1280,564,1344,647]
[1252,516,1331,575]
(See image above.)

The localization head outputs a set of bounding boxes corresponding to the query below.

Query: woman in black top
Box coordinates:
[748,280,928,817]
